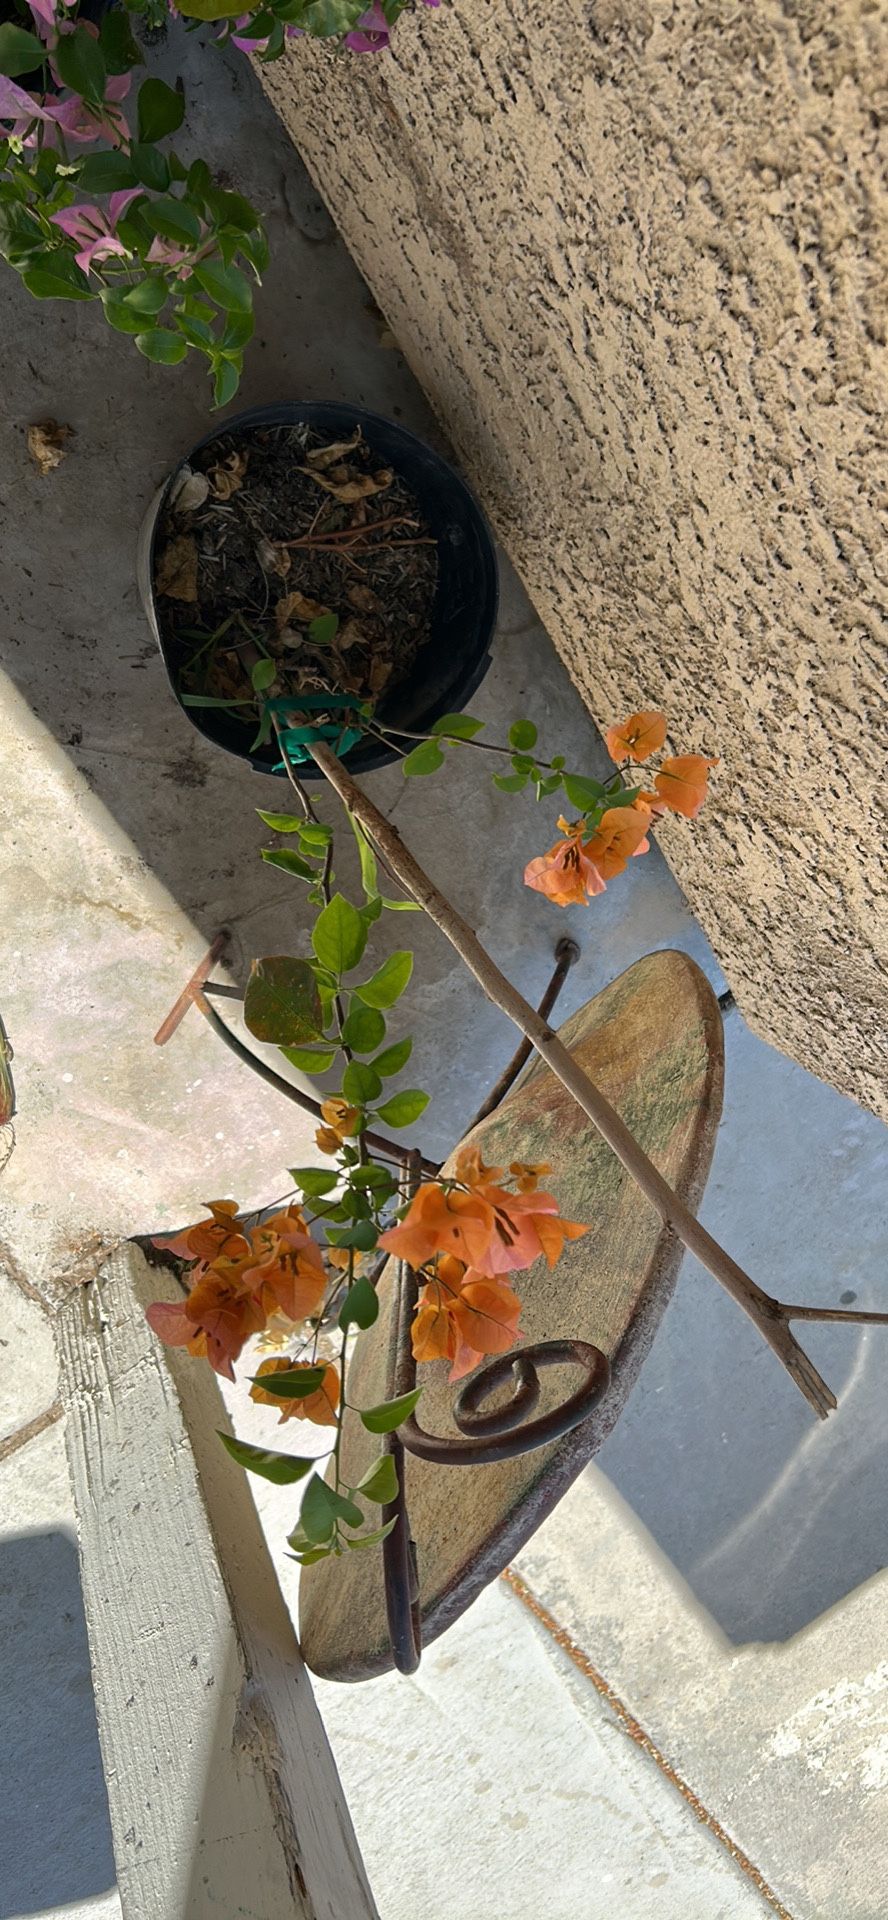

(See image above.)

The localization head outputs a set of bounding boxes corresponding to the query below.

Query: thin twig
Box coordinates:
[307,742,888,1422]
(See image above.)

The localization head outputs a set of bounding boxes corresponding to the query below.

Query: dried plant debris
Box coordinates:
[27,418,73,476]
[155,422,438,735]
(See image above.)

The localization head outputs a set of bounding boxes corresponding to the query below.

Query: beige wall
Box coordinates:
[261,0,888,1117]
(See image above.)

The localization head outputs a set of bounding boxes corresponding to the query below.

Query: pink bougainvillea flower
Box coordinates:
[523,819,606,907]
[345,2,390,52]
[43,71,131,146]
[0,74,55,139]
[50,187,142,274]
[26,0,58,25]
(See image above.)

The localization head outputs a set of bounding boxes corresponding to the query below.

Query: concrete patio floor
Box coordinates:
[2,22,887,1920]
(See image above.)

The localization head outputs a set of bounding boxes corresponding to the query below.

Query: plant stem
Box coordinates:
[307,741,884,1422]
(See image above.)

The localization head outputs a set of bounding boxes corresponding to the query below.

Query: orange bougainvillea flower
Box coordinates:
[523,825,606,907]
[249,1356,340,1427]
[315,1097,361,1155]
[478,1184,590,1275]
[454,1145,506,1189]
[653,754,718,819]
[411,1254,524,1382]
[151,1199,250,1273]
[509,1160,552,1192]
[604,710,668,764]
[583,803,652,880]
[147,1252,268,1382]
[379,1180,496,1270]
[244,1207,328,1324]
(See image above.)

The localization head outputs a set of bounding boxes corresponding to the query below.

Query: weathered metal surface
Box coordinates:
[300,949,724,1681]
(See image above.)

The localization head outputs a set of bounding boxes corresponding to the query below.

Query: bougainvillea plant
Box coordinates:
[0,0,437,404]
[147,709,725,1568]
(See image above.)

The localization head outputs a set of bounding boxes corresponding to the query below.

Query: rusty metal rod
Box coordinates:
[465,936,580,1132]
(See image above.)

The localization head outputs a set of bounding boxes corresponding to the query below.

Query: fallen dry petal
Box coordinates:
[336,618,368,652]
[300,466,394,504]
[208,449,248,500]
[170,466,210,515]
[275,590,332,631]
[27,419,73,476]
[305,430,362,471]
[257,537,291,579]
[155,534,199,602]
[347,583,382,613]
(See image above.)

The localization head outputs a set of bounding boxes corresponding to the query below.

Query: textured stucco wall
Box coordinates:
[260,0,888,1117]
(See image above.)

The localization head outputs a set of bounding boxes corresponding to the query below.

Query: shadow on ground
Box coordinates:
[0,1529,116,1914]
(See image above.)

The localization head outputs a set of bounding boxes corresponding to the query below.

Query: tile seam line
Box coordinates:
[501,1566,796,1920]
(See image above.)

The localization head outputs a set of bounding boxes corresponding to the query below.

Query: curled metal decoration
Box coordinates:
[399,1340,610,1467]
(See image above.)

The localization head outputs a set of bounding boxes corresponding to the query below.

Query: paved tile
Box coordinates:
[314,1577,773,1920]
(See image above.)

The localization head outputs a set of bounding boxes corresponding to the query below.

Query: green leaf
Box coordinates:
[509,719,538,751]
[243,955,323,1045]
[341,1003,385,1053]
[137,76,185,144]
[308,610,339,647]
[355,1452,398,1503]
[371,1036,413,1077]
[299,1474,337,1544]
[359,1387,422,1434]
[130,142,171,192]
[562,773,606,811]
[538,775,562,796]
[213,358,240,409]
[22,255,92,302]
[345,1519,398,1549]
[102,293,149,336]
[342,1060,383,1104]
[291,0,365,35]
[289,1165,340,1195]
[135,328,188,365]
[194,259,252,314]
[380,896,422,913]
[77,151,137,194]
[375,1089,429,1128]
[143,196,202,247]
[252,657,277,693]
[53,26,106,103]
[592,784,641,810]
[0,24,44,76]
[262,846,318,880]
[279,1043,338,1074]
[256,809,305,833]
[430,711,485,741]
[173,0,248,18]
[248,1365,326,1400]
[206,187,262,233]
[221,308,254,351]
[297,821,334,850]
[312,894,367,976]
[492,771,528,793]
[355,950,413,1010]
[98,9,143,73]
[121,275,168,315]
[338,1276,379,1331]
[218,1433,315,1485]
[349,814,378,901]
[327,1218,379,1251]
[287,1543,334,1565]
[402,738,445,777]
[349,1163,395,1193]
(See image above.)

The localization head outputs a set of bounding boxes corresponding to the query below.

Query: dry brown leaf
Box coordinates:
[368,655,394,694]
[275,590,332,632]
[170,466,211,515]
[257,537,291,579]
[336,619,368,652]
[27,419,73,476]
[347,584,382,614]
[155,534,199,602]
[300,466,393,504]
[305,431,362,471]
[208,449,248,500]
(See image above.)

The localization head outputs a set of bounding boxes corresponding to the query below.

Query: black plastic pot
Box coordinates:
[138,402,499,779]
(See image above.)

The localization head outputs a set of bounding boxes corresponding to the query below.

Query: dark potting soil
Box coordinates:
[153,421,439,733]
